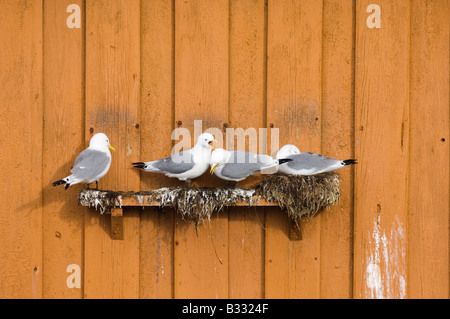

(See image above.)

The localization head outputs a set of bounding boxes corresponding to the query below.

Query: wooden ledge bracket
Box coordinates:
[288,219,302,241]
[110,208,124,240]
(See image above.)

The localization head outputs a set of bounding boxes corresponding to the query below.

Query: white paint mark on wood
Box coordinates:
[365,215,406,299]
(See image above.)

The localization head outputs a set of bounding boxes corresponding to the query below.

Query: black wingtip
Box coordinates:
[278,158,293,165]
[132,162,147,169]
[343,159,358,166]
[52,179,66,187]
[64,183,71,190]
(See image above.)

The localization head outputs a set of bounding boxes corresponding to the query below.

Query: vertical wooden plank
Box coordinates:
[140,0,177,191]
[174,0,229,298]
[409,0,449,299]
[139,0,175,299]
[0,0,43,299]
[140,209,174,298]
[265,0,323,298]
[228,0,265,299]
[42,0,84,299]
[84,0,140,298]
[354,0,410,299]
[228,208,265,298]
[174,0,229,137]
[320,0,354,298]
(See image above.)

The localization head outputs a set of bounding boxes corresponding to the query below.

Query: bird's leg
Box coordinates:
[95,181,98,190]
[87,183,91,189]
[185,180,191,187]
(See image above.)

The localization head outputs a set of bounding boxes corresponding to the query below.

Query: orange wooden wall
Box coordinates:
[0,0,448,299]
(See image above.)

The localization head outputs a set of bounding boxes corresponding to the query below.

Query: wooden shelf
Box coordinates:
[117,194,277,207]
[78,188,302,241]
[77,174,342,241]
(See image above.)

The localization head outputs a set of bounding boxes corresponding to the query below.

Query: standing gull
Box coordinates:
[53,133,115,190]
[210,148,292,182]
[133,133,217,185]
[275,144,357,175]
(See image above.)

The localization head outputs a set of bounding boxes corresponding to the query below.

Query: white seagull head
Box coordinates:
[276,144,300,159]
[89,133,115,152]
[197,133,217,150]
[209,148,230,174]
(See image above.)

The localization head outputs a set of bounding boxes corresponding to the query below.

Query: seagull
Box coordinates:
[209,148,292,182]
[275,144,357,175]
[53,133,115,190]
[133,133,217,185]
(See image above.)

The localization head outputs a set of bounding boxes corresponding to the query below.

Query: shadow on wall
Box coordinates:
[17,143,87,232]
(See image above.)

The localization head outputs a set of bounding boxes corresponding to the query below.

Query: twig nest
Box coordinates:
[78,187,259,225]
[255,173,341,222]
[145,187,258,225]
[78,173,341,226]
[78,189,124,214]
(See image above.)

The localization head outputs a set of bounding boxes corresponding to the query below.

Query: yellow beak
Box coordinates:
[108,145,116,152]
[210,164,218,175]
[209,139,218,150]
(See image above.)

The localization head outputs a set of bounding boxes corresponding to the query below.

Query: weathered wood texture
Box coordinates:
[354,0,411,299]
[0,0,43,299]
[0,0,448,299]
[42,0,84,299]
[266,0,324,298]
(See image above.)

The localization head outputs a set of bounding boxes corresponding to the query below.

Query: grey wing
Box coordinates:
[71,149,110,180]
[287,153,340,171]
[221,151,269,179]
[152,151,196,174]
[221,163,263,179]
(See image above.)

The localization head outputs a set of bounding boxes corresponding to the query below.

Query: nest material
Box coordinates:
[78,173,340,226]
[255,173,341,222]
[78,187,259,225]
[145,187,258,225]
[78,189,125,214]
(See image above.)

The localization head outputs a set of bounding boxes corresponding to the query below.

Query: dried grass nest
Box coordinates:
[255,172,341,222]
[78,173,341,225]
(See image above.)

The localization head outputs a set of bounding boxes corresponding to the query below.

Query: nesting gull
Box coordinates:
[275,144,357,175]
[133,133,217,185]
[210,148,292,182]
[53,133,115,190]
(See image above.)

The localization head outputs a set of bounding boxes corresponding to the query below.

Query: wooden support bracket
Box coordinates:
[110,208,124,240]
[288,219,302,241]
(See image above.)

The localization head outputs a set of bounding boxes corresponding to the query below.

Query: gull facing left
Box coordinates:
[52,133,115,190]
[275,144,357,175]
[133,133,217,185]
